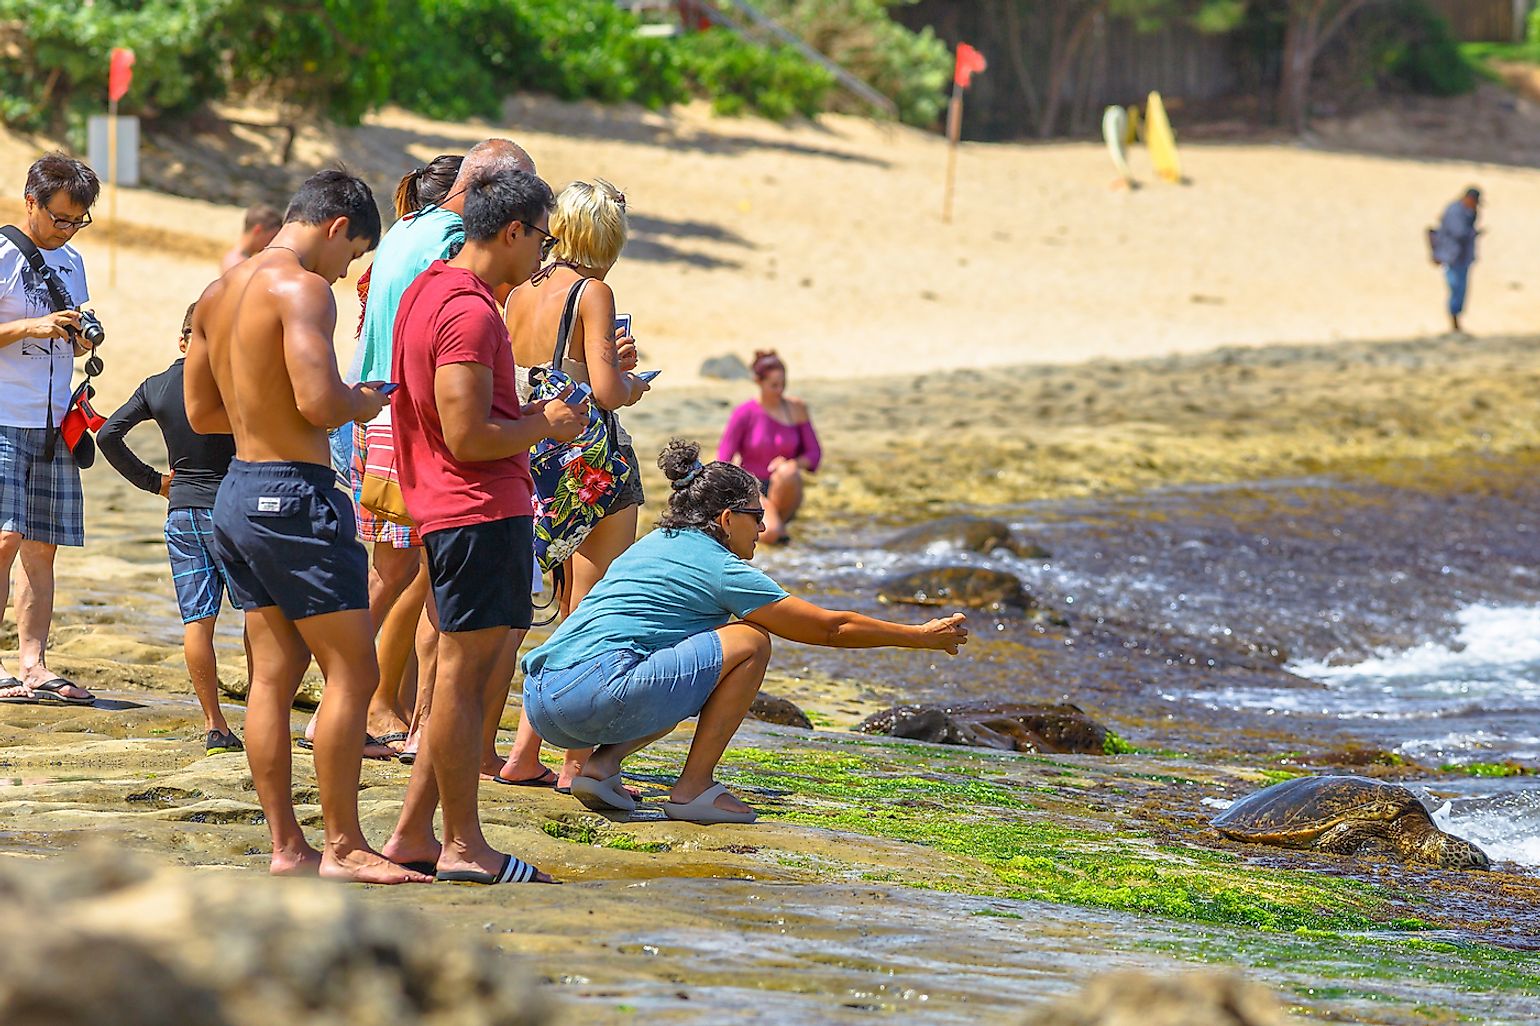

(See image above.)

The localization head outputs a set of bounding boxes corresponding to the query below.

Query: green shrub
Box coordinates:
[1375,0,1476,96]
[757,0,951,125]
[0,0,228,134]
[677,29,834,119]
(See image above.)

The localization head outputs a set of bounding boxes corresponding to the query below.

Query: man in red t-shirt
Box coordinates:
[384,168,584,885]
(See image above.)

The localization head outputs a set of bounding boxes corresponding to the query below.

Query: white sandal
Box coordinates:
[662,782,757,825]
[569,772,637,814]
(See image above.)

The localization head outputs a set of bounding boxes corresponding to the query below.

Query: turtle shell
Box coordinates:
[1211,774,1426,843]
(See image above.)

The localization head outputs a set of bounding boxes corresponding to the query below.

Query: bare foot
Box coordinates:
[320,846,433,885]
[380,836,441,868]
[270,846,323,877]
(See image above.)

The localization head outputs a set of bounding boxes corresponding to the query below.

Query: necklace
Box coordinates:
[264,244,310,271]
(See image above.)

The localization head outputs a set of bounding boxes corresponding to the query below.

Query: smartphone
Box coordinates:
[637,369,662,383]
[361,381,400,396]
[614,313,632,337]
[565,382,593,407]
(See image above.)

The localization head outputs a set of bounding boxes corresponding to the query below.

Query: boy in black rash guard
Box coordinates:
[99,304,243,755]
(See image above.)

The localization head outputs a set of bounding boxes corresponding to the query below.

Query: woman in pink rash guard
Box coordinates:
[716,350,821,544]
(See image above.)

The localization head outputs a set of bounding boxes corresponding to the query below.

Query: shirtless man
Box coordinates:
[185,169,428,884]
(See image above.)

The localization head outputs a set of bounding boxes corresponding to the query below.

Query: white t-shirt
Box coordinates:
[0,235,88,428]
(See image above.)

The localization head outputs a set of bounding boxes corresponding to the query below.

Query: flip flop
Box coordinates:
[0,677,37,704]
[662,782,757,825]
[297,734,394,759]
[27,677,94,706]
[569,772,637,814]
[492,767,558,788]
[397,750,417,766]
[399,860,438,876]
[374,731,410,752]
[435,852,547,885]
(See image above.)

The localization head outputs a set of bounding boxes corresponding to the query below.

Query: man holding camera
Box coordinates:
[0,153,101,706]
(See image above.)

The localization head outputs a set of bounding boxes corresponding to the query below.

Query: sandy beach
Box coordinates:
[4,96,1540,1024]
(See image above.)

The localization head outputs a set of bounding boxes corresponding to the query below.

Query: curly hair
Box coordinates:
[655,438,759,544]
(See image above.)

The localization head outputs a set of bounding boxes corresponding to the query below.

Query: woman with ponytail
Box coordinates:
[514,439,968,824]
[716,350,820,544]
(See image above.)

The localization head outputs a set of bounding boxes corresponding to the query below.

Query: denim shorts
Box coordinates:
[522,630,724,749]
[164,507,234,623]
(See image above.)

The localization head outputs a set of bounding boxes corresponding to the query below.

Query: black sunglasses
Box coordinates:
[522,221,559,259]
[732,505,766,525]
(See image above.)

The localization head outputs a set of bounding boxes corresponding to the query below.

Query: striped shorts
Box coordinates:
[0,425,84,547]
[349,418,420,549]
[164,507,235,623]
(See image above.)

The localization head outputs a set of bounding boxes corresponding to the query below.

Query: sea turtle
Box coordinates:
[857,702,1115,755]
[1211,775,1490,870]
[885,516,1050,559]
[876,567,1027,610]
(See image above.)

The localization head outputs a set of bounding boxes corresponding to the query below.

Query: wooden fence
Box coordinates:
[1427,0,1533,42]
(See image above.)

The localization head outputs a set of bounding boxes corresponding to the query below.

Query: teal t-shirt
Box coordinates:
[346,205,465,384]
[524,529,789,674]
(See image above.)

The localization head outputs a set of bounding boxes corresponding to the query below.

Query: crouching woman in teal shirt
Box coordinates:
[520,439,970,825]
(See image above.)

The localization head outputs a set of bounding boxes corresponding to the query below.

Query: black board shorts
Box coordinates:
[423,516,535,633]
[211,460,369,620]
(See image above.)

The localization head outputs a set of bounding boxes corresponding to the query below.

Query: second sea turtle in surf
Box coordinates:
[876,567,1027,610]
[1211,774,1490,869]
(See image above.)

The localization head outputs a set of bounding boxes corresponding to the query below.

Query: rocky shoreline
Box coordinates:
[6,332,1540,1023]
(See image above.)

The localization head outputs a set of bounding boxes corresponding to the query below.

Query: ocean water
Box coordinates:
[1284,604,1540,869]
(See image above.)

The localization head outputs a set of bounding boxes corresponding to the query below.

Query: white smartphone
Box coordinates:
[637,369,662,383]
[614,313,632,337]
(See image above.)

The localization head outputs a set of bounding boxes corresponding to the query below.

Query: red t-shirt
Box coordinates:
[390,261,533,534]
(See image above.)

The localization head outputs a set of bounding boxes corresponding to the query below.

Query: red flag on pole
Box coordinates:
[108,48,135,103]
[953,43,986,89]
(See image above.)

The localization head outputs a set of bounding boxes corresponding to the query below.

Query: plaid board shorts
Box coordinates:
[164,507,235,623]
[0,425,85,547]
[349,418,420,549]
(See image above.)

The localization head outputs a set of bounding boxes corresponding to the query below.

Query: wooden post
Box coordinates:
[107,98,118,288]
[941,81,963,224]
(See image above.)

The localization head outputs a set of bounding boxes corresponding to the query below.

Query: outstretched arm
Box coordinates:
[745,595,968,653]
[184,285,232,435]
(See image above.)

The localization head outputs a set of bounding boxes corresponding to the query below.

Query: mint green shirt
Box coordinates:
[346,206,463,384]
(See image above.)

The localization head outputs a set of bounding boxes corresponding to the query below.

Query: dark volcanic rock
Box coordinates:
[876,567,1028,609]
[748,693,814,729]
[699,353,753,380]
[885,516,1050,559]
[856,702,1118,755]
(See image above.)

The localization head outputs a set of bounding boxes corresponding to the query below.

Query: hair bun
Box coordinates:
[657,437,703,481]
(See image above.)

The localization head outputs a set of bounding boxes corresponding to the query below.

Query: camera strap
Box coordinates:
[2,225,84,458]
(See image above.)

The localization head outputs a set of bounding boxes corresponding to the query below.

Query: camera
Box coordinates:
[66,307,105,348]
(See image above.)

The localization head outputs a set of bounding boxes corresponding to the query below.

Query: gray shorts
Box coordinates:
[0,425,84,546]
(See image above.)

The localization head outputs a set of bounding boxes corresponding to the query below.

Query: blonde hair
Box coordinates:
[550,179,628,270]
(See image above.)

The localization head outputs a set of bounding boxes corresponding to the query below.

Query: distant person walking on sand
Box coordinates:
[1431,187,1481,336]
[496,177,652,792]
[379,168,578,885]
[716,350,820,545]
[522,439,967,824]
[185,169,426,884]
[98,303,242,756]
[0,152,102,706]
[220,204,282,272]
